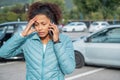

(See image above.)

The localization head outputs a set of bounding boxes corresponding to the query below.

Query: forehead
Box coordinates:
[35,14,50,21]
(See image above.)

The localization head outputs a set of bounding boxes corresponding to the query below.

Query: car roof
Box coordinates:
[0,21,28,26]
[88,24,120,36]
[69,22,85,24]
[108,24,120,27]
[96,24,120,31]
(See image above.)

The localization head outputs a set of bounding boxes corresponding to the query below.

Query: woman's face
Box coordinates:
[34,14,51,38]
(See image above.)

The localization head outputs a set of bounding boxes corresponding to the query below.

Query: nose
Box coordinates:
[37,25,43,31]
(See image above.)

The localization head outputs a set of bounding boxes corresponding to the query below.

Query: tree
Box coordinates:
[73,0,101,20]
[99,0,120,20]
[6,12,18,21]
[73,0,120,20]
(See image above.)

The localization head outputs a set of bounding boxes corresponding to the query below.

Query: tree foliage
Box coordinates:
[73,0,120,20]
[1,0,120,23]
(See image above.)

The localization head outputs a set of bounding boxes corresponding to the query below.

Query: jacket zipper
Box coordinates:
[41,44,46,80]
[41,44,44,80]
[41,42,50,80]
[42,54,44,80]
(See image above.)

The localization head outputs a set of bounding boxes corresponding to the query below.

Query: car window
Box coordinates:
[101,23,108,26]
[0,26,7,40]
[88,27,120,43]
[77,23,83,25]
[7,26,14,33]
[0,26,7,33]
[88,29,108,43]
[106,28,120,43]
[92,22,99,25]
[15,24,27,33]
[66,23,74,26]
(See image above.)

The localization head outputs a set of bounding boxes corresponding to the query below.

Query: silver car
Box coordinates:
[73,25,120,68]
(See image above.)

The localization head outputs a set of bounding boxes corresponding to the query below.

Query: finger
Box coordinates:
[49,23,58,30]
[28,28,36,35]
[54,25,59,32]
[52,24,59,32]
[25,17,38,32]
[27,16,39,27]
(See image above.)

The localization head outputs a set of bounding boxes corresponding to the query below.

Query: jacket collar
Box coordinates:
[31,33,53,44]
[31,33,40,40]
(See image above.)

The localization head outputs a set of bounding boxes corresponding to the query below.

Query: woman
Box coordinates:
[0,2,75,80]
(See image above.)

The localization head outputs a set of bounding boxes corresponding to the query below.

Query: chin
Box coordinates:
[39,34,49,39]
[39,35,45,38]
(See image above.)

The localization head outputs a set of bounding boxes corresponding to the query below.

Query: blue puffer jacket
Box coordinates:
[0,33,75,80]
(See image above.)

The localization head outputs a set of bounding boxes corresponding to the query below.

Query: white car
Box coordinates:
[62,22,87,32]
[89,21,109,33]
[73,25,120,68]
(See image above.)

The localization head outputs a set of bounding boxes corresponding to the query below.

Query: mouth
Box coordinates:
[38,32,45,35]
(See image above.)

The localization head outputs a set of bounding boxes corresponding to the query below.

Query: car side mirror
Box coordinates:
[84,37,90,42]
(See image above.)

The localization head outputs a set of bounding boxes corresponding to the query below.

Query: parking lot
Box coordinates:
[0,60,120,80]
[0,31,120,80]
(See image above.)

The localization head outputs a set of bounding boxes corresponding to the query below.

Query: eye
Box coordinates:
[34,22,39,26]
[42,22,46,25]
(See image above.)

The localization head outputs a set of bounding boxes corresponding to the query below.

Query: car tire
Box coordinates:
[75,51,85,68]
[72,28,75,32]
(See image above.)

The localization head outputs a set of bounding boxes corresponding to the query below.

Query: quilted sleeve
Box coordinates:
[54,35,75,74]
[0,33,26,58]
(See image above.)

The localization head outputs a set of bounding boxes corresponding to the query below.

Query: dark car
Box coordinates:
[0,21,27,61]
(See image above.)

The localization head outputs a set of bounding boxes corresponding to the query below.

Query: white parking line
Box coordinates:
[65,68,105,80]
[0,62,15,66]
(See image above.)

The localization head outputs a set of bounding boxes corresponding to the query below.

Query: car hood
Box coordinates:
[72,35,86,42]
[72,36,86,51]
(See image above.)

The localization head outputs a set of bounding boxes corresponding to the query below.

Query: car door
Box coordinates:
[85,27,120,66]
[77,23,83,31]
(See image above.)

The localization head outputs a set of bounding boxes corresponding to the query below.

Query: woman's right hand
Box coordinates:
[21,18,37,37]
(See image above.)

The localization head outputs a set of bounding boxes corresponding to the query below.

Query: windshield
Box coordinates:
[92,22,99,25]
[67,23,76,26]
[66,22,84,26]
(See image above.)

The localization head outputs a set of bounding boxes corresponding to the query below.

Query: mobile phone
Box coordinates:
[48,20,54,38]
[49,28,53,38]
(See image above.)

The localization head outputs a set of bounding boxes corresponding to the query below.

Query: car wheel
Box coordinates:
[75,51,84,68]
[72,28,75,32]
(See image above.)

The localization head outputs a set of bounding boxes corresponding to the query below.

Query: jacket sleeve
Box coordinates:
[54,35,75,75]
[0,33,26,58]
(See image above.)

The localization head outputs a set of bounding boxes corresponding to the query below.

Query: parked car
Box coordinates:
[57,24,63,32]
[0,21,27,61]
[73,25,120,68]
[62,22,87,32]
[89,21,109,33]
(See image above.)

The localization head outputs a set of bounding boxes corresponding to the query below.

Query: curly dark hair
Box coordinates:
[27,2,62,25]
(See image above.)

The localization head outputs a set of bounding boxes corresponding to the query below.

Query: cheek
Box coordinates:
[45,27,49,33]
[44,25,49,30]
[34,27,39,31]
